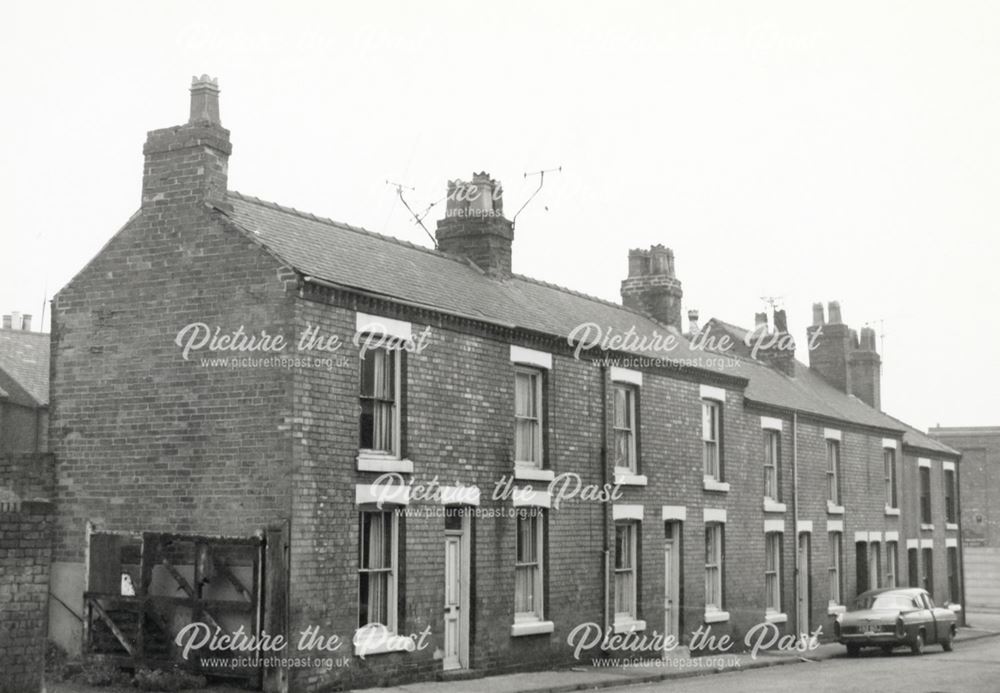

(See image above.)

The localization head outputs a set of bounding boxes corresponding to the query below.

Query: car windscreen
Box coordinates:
[855,594,920,610]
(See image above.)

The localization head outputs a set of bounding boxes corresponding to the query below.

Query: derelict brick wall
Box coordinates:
[0,501,52,693]
[50,206,298,563]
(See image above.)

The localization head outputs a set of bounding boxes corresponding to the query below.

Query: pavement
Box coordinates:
[357,612,1000,693]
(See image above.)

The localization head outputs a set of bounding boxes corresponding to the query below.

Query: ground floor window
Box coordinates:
[828,532,842,605]
[515,510,545,622]
[922,547,934,593]
[947,547,960,604]
[705,523,723,610]
[885,541,897,588]
[908,547,919,587]
[359,511,398,631]
[765,532,782,613]
[615,522,639,623]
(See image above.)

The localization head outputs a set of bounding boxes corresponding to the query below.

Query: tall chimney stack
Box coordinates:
[142,75,231,210]
[756,308,796,376]
[620,245,683,330]
[435,173,513,277]
[848,326,882,409]
[806,300,852,393]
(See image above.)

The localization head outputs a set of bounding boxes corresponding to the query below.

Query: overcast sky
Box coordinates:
[3,1,998,430]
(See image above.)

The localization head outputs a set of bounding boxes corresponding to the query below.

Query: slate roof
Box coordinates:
[0,328,50,407]
[219,191,952,450]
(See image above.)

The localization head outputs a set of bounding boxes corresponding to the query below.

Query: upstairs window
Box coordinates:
[360,348,401,455]
[514,368,544,467]
[920,466,932,524]
[826,440,841,505]
[702,400,721,480]
[944,469,957,524]
[883,448,897,509]
[764,431,780,501]
[613,385,638,474]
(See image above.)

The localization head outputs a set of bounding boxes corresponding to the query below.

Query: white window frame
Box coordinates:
[514,366,544,469]
[613,383,638,475]
[883,447,898,510]
[514,510,545,624]
[826,439,840,505]
[357,510,399,633]
[705,522,724,617]
[613,521,642,631]
[702,399,721,480]
[764,430,780,502]
[828,531,842,611]
[765,531,782,617]
[358,346,402,459]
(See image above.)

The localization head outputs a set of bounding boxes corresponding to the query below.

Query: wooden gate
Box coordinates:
[83,531,267,684]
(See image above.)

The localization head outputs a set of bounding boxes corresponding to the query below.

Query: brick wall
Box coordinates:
[1,453,55,693]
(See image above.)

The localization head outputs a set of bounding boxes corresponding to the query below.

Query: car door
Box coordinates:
[921,593,939,643]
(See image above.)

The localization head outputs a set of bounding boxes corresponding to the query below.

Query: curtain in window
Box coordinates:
[515,371,539,463]
[829,533,841,604]
[614,524,635,617]
[702,402,718,477]
[705,526,720,608]
[359,513,392,626]
[515,515,538,615]
[765,534,779,610]
[360,350,396,452]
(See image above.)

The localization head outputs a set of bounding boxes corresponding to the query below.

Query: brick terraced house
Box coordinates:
[48,77,964,691]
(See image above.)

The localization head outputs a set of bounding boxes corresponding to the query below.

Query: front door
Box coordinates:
[797,532,811,641]
[443,509,469,670]
[663,522,680,653]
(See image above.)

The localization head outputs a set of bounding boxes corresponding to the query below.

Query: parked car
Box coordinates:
[834,587,957,656]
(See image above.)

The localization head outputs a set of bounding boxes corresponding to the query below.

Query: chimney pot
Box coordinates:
[827,301,843,324]
[754,311,768,329]
[21,314,31,332]
[189,74,222,125]
[688,309,700,334]
[812,302,825,325]
[773,309,788,333]
[2,315,10,329]
[10,311,21,330]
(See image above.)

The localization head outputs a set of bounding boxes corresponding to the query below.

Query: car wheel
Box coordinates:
[911,631,925,655]
[880,645,893,655]
[847,644,861,657]
[942,627,955,652]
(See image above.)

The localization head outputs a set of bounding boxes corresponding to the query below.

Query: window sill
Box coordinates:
[514,466,555,482]
[704,609,730,624]
[357,452,413,473]
[613,618,646,634]
[614,470,648,486]
[826,501,845,515]
[763,499,787,513]
[765,611,787,624]
[827,603,846,616]
[884,505,900,517]
[946,523,959,531]
[510,619,554,637]
[703,476,730,493]
[921,523,935,531]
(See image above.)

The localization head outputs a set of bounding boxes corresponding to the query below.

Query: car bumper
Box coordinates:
[838,633,902,646]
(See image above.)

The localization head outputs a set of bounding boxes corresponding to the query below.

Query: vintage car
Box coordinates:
[834,587,958,656]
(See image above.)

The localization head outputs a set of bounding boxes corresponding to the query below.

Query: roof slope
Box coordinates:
[0,328,50,407]
[219,191,938,440]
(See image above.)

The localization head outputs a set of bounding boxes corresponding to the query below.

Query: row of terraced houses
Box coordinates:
[44,77,964,692]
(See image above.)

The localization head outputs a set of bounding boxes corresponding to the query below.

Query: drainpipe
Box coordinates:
[792,411,800,637]
[956,455,967,627]
[600,364,611,642]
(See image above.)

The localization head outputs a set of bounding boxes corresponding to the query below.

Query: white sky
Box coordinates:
[3,1,998,430]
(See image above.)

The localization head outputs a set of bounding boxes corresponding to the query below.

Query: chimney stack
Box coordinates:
[21,314,32,332]
[848,325,882,409]
[620,245,683,330]
[756,308,796,376]
[10,311,21,330]
[806,300,852,393]
[142,75,231,210]
[435,172,514,277]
